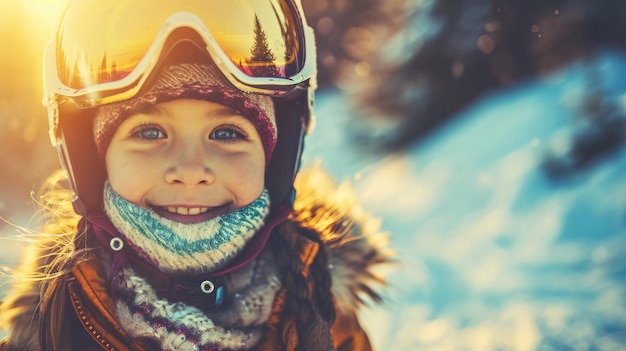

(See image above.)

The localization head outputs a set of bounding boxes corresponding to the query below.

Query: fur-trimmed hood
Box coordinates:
[291,165,394,313]
[0,165,393,350]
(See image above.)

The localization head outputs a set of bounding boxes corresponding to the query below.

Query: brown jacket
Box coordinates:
[0,167,392,350]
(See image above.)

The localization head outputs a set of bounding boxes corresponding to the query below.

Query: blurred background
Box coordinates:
[1,0,626,350]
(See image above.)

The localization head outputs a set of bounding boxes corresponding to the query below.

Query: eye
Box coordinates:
[131,124,166,140]
[210,126,247,141]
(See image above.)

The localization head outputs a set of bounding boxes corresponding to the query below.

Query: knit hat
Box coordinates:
[94,63,277,162]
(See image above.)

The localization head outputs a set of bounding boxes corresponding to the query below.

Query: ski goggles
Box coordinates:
[43,0,315,108]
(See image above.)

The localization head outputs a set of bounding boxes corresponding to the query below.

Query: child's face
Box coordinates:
[105,99,266,222]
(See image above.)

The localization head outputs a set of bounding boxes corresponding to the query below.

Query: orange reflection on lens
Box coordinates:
[56,0,301,89]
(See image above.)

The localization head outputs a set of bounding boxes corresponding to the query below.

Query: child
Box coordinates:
[0,1,391,350]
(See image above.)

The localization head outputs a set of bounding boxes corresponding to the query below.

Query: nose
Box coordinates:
[164,145,215,188]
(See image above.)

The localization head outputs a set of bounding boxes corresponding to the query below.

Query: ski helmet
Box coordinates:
[43,0,316,216]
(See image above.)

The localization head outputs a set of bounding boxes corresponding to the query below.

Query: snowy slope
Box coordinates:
[303,50,626,350]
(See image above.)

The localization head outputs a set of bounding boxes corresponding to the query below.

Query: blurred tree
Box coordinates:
[301,0,406,88]
[542,63,626,179]
[353,0,626,173]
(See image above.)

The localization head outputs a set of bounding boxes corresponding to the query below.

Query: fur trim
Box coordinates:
[292,164,394,314]
[0,233,61,351]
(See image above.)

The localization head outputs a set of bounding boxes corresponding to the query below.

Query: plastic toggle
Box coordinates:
[199,279,225,306]
[109,237,124,251]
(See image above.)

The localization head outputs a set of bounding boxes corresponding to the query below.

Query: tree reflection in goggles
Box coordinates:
[55,0,303,90]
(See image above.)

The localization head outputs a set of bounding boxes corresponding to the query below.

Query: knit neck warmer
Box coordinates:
[103,182,270,275]
[113,245,282,351]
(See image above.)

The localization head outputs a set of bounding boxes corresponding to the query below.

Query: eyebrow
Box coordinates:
[133,104,167,118]
[207,106,245,119]
[135,104,245,120]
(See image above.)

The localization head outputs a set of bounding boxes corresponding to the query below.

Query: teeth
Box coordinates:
[165,206,209,215]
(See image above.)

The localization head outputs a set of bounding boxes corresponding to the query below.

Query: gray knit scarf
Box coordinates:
[112,248,281,350]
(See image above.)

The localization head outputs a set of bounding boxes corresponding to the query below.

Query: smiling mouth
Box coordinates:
[165,206,210,215]
[151,204,230,224]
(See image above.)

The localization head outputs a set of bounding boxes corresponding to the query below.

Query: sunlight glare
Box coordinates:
[16,0,68,36]
[0,0,69,96]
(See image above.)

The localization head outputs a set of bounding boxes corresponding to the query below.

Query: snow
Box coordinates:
[302,50,626,350]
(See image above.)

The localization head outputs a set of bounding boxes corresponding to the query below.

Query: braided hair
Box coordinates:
[269,221,337,351]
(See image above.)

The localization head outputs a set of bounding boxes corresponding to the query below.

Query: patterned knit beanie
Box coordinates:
[94,63,277,161]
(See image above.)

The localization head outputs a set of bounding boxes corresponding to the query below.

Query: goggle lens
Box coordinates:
[55,0,303,90]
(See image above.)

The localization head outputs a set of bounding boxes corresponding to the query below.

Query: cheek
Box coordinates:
[105,148,151,204]
[229,153,266,205]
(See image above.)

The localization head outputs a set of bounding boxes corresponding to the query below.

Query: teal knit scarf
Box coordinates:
[103,182,270,275]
